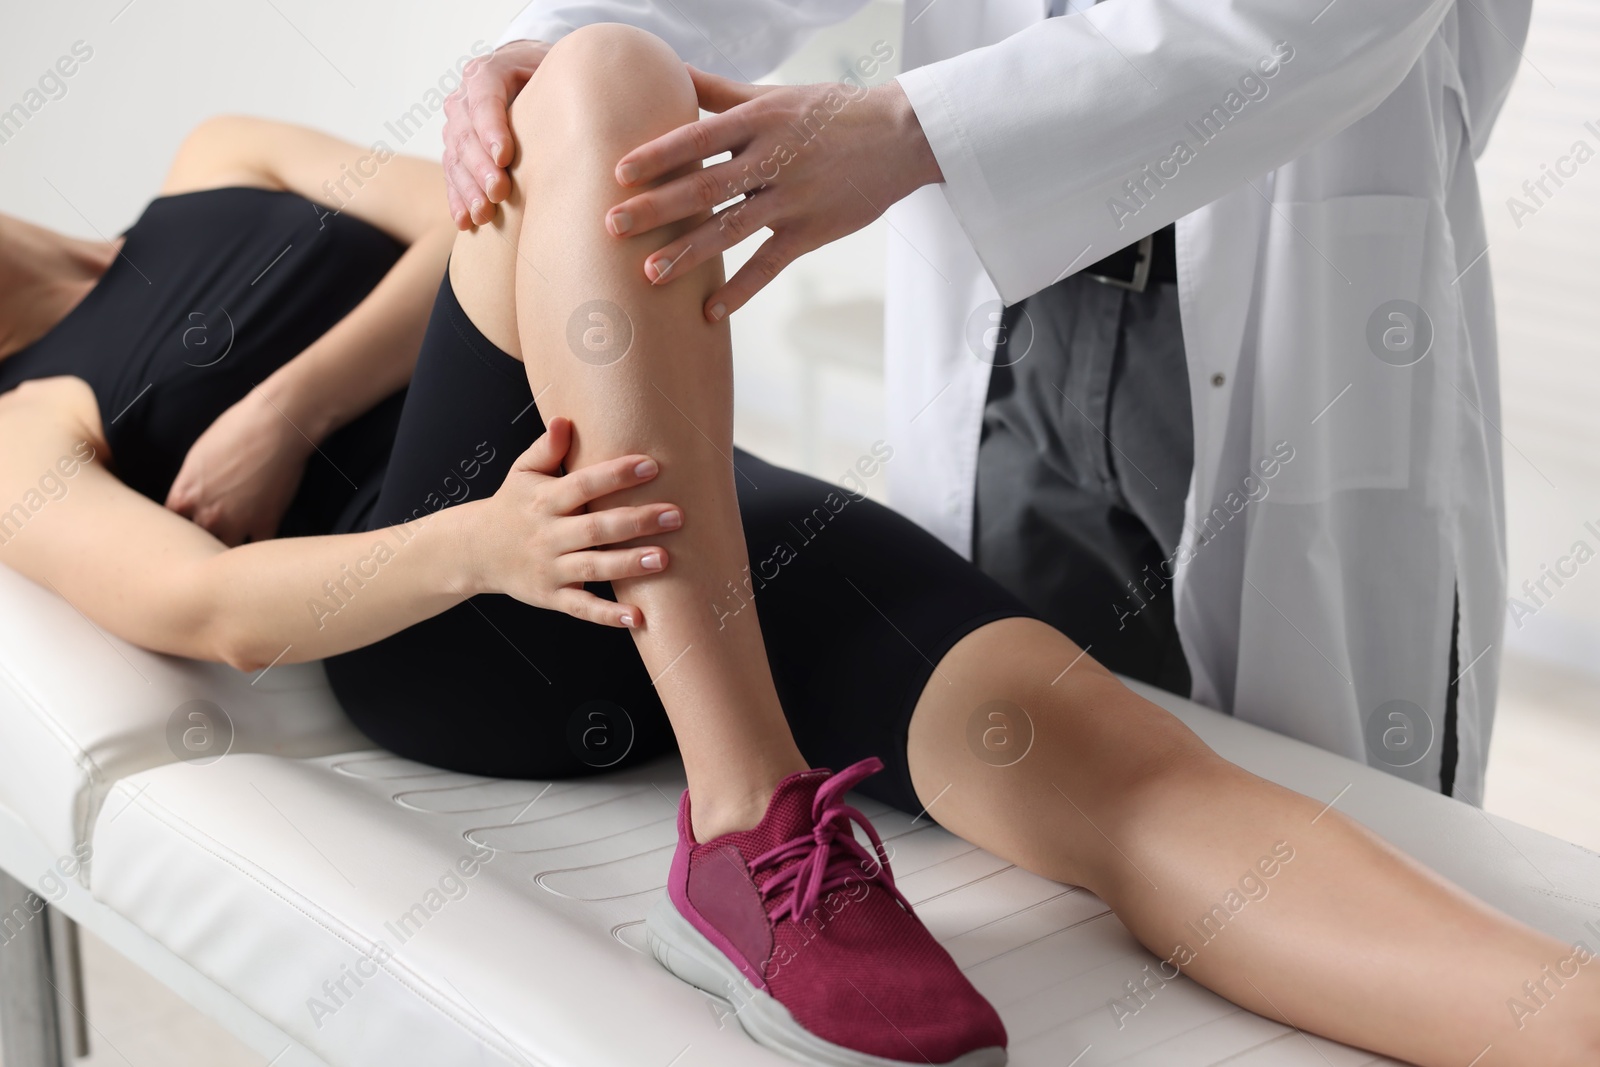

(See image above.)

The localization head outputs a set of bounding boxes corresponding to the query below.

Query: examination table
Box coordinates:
[1,562,1597,1067]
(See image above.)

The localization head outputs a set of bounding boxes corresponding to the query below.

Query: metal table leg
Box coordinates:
[0,868,67,1067]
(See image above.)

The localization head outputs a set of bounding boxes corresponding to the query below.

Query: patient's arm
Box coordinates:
[162,116,452,441]
[0,382,674,670]
[164,225,455,543]
[160,117,455,543]
[159,115,445,242]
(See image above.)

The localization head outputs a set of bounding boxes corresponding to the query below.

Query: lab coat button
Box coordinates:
[1211,373,1226,387]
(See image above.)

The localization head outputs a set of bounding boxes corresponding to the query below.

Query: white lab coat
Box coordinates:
[500,0,1529,803]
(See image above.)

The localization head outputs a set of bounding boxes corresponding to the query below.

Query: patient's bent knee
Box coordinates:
[547,22,681,68]
[512,23,695,144]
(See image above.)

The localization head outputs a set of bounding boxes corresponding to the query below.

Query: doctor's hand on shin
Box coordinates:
[463,417,681,629]
[606,70,943,320]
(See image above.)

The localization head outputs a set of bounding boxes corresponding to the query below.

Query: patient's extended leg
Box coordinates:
[449,26,805,841]
[909,618,1600,1067]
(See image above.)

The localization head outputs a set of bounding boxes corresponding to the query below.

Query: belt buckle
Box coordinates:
[1086,233,1154,293]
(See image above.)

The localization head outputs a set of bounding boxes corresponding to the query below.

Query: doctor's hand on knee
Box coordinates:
[462,417,682,629]
[605,68,944,321]
[441,39,551,229]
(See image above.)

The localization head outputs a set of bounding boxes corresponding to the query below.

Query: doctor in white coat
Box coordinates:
[443,0,1530,805]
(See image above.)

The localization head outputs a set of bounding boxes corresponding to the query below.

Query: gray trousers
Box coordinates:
[974,273,1194,697]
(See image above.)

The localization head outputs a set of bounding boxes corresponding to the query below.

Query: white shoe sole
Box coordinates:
[645,895,1007,1067]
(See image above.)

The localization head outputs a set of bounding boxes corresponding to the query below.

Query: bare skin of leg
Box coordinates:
[449,23,805,841]
[909,617,1600,1067]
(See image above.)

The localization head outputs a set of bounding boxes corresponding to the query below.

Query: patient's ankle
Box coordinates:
[689,771,802,841]
[682,737,809,841]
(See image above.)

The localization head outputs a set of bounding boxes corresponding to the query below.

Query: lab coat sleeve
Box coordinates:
[497,0,871,81]
[897,0,1458,304]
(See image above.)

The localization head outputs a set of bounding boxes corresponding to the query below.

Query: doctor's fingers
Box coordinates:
[455,125,508,208]
[614,103,763,188]
[444,46,542,226]
[447,155,496,227]
[443,178,470,231]
[637,188,786,287]
[705,231,806,321]
[607,156,774,237]
[442,90,501,227]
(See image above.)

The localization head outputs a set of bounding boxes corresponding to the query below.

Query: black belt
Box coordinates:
[1080,223,1177,291]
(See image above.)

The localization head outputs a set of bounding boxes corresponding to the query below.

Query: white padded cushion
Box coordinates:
[89,680,1600,1067]
[0,563,368,866]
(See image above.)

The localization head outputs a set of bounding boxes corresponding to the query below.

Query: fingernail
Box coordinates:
[708,302,727,322]
[470,198,484,219]
[648,256,671,282]
[641,553,663,571]
[608,210,632,236]
[490,141,503,162]
[659,509,682,530]
[633,458,658,479]
[484,173,498,191]
[617,162,639,184]
[619,612,636,627]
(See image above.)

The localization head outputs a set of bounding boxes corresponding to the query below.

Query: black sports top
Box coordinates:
[0,187,405,515]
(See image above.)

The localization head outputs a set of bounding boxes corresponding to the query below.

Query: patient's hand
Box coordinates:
[469,417,680,629]
[165,388,314,546]
[606,69,944,321]
[442,40,551,228]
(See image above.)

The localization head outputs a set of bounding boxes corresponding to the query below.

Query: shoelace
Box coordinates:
[752,758,913,924]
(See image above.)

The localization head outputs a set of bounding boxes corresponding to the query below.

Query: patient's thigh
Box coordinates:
[359,277,529,532]
[322,590,672,779]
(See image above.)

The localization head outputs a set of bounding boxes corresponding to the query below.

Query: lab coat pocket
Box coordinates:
[1254,194,1433,504]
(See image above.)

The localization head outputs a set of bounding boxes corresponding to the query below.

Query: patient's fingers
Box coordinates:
[512,417,573,476]
[168,481,234,545]
[165,488,193,518]
[559,546,668,587]
[193,506,243,548]
[553,587,643,629]
[556,505,682,552]
[547,454,662,513]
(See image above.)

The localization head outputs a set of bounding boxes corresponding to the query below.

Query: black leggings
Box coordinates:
[323,276,1036,812]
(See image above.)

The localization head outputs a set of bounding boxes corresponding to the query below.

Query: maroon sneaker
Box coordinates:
[646,758,1007,1066]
